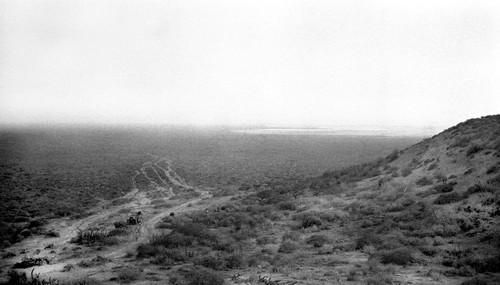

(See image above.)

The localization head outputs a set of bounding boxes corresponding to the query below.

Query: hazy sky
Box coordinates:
[1,0,499,129]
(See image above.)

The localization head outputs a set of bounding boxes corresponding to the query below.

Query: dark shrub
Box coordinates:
[306,235,330,248]
[77,256,110,268]
[427,162,438,171]
[415,176,433,187]
[256,235,276,245]
[456,254,500,273]
[117,268,140,283]
[278,241,299,253]
[184,267,224,285]
[355,232,383,250]
[460,277,489,285]
[137,244,158,258]
[195,255,226,270]
[277,201,296,211]
[282,231,301,242]
[466,145,483,157]
[386,149,399,162]
[225,253,246,269]
[150,232,193,248]
[378,248,414,265]
[152,255,175,266]
[293,212,322,228]
[487,173,500,188]
[44,230,60,238]
[434,192,463,204]
[486,164,500,174]
[432,183,454,193]
[401,167,412,177]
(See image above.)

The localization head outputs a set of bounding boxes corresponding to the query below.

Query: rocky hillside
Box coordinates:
[390,114,500,192]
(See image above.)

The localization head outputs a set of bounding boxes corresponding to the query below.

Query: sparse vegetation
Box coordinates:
[2,116,500,284]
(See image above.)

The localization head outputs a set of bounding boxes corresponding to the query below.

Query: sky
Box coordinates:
[0,0,499,130]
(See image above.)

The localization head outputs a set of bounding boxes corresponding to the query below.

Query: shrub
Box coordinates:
[434,192,463,204]
[293,212,322,228]
[61,264,75,272]
[460,277,489,285]
[7,269,59,285]
[433,171,447,183]
[386,149,399,162]
[225,253,246,269]
[466,145,483,157]
[455,254,500,273]
[401,166,412,177]
[150,232,193,248]
[378,248,414,265]
[464,184,494,198]
[365,274,394,285]
[65,277,104,285]
[415,176,433,187]
[355,233,383,250]
[256,235,276,245]
[77,255,110,268]
[44,230,60,238]
[432,183,454,193]
[486,164,500,174]
[117,268,140,283]
[306,235,330,248]
[71,229,109,245]
[151,255,175,266]
[282,231,301,242]
[183,267,224,285]
[427,162,438,171]
[277,201,296,211]
[278,241,299,253]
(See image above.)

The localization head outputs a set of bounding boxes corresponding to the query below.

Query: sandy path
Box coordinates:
[1,156,235,281]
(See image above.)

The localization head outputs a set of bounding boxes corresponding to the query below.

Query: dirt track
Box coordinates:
[0,156,235,281]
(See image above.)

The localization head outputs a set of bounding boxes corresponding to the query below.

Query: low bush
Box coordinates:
[256,235,276,245]
[434,192,463,204]
[432,183,454,193]
[401,166,412,177]
[415,176,433,187]
[277,201,296,211]
[486,163,500,174]
[306,235,330,248]
[225,253,246,269]
[183,267,224,285]
[282,231,301,242]
[117,268,140,283]
[377,248,414,265]
[278,241,299,253]
[195,255,226,271]
[466,145,483,157]
[293,212,322,228]
[7,269,59,285]
[355,232,383,250]
[455,254,500,273]
[460,277,489,285]
[427,162,438,171]
[71,229,109,245]
[77,255,110,268]
[150,232,193,248]
[464,184,495,198]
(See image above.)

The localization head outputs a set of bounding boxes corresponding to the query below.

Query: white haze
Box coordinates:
[0,0,499,133]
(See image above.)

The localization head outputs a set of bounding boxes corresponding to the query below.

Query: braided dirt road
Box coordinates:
[0,157,237,281]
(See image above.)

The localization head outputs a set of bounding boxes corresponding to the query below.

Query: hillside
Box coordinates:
[1,116,499,285]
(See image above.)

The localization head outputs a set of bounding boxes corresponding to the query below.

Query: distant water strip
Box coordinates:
[233,127,440,137]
